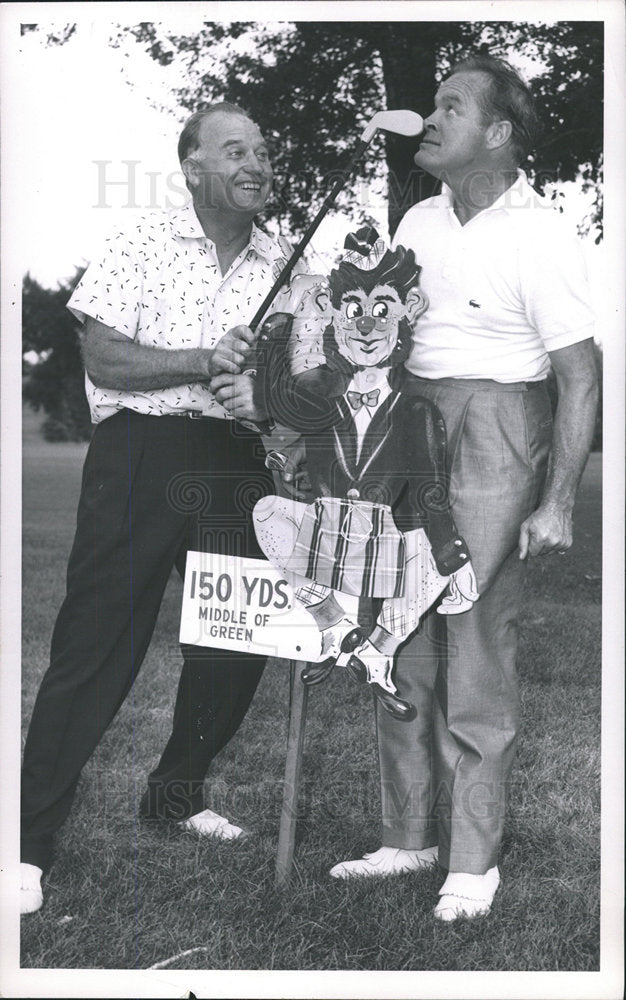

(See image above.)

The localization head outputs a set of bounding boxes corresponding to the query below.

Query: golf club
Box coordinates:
[248,109,424,332]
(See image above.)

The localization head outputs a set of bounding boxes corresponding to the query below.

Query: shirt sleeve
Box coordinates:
[67,224,145,338]
[519,214,595,352]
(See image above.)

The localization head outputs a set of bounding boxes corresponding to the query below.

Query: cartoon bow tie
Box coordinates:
[347,389,381,411]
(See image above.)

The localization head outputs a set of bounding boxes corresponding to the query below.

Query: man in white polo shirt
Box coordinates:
[20,103,297,914]
[330,55,598,920]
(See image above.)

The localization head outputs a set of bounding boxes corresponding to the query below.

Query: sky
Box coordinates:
[14,20,394,288]
[15,22,186,286]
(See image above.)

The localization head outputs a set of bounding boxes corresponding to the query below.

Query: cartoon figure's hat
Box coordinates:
[328,226,421,309]
[342,226,387,270]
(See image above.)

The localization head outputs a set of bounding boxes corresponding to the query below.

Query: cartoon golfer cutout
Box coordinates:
[253,228,478,720]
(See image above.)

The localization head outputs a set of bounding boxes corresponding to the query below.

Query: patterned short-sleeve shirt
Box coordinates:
[68,202,296,423]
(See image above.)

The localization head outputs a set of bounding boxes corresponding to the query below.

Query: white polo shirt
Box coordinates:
[68,202,295,423]
[392,171,595,382]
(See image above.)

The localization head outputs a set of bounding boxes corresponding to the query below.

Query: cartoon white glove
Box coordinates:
[437,561,479,615]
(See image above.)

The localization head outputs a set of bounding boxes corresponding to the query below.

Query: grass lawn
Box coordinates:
[20,406,602,973]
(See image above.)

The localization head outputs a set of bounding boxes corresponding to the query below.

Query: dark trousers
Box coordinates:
[21,410,272,872]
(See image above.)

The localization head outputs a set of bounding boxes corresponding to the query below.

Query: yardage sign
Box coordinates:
[180,551,342,662]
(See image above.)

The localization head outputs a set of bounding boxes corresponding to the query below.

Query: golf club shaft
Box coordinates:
[249,138,370,332]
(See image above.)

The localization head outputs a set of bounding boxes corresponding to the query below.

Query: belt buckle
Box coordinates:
[187,410,204,419]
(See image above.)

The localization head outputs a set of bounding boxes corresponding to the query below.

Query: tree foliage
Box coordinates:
[24,20,603,445]
[31,18,604,236]
[124,19,603,238]
[23,270,92,441]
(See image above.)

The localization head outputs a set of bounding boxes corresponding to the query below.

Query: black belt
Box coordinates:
[167,409,213,419]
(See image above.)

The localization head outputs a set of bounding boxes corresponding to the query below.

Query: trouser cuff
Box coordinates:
[21,836,54,874]
[139,782,204,821]
[382,822,437,851]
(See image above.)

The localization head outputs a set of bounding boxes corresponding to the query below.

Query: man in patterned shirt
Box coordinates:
[20,103,293,914]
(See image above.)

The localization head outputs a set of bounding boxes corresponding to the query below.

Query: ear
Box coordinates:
[405,286,429,321]
[486,120,513,151]
[181,157,200,190]
[310,285,332,317]
[273,275,329,318]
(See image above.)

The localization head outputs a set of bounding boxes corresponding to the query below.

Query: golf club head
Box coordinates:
[360,109,424,143]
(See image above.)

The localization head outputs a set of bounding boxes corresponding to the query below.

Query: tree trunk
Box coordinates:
[376,24,442,236]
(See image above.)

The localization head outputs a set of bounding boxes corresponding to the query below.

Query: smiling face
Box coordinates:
[333,284,404,367]
[183,112,273,218]
[414,71,493,181]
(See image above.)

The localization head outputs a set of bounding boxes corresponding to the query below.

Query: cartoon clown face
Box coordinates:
[333,283,405,367]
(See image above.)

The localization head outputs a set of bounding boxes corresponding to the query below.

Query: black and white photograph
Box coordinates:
[1,2,623,998]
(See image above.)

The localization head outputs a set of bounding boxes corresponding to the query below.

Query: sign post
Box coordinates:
[274,662,309,888]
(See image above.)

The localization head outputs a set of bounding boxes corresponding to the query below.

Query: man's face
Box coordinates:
[186,113,273,217]
[414,71,492,180]
[333,284,403,367]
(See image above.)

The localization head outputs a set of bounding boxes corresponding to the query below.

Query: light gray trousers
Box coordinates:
[376,376,553,874]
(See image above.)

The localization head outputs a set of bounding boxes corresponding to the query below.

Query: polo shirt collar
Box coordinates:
[441,169,537,220]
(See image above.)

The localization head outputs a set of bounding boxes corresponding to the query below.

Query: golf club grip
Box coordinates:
[249,138,371,333]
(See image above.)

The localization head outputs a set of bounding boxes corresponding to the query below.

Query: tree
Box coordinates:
[123,19,603,238]
[25,20,603,446]
[22,270,92,441]
[31,19,604,236]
